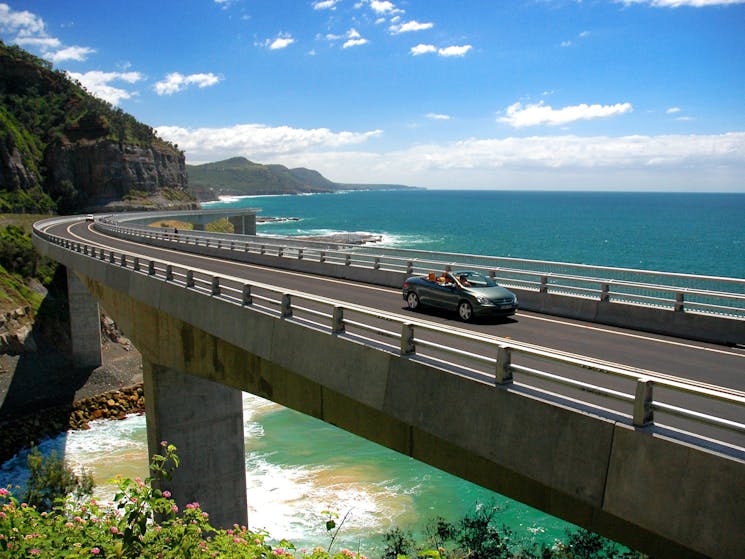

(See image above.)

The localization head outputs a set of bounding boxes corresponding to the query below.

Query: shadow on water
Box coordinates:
[0,266,94,469]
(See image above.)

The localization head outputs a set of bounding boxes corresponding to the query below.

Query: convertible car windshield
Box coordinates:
[454,271,497,287]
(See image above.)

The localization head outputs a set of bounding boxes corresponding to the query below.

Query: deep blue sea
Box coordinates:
[206,190,745,279]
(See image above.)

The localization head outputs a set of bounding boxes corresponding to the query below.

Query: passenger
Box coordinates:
[458,274,470,286]
[427,271,437,282]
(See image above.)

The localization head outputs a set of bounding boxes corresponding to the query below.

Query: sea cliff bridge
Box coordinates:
[32,209,745,559]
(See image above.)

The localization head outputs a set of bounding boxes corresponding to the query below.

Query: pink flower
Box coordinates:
[29,549,41,555]
[186,502,200,509]
[91,547,101,555]
[110,526,119,534]
[172,505,178,513]
[0,488,9,496]
[162,490,171,498]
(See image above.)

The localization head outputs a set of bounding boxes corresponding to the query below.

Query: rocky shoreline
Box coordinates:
[0,383,145,465]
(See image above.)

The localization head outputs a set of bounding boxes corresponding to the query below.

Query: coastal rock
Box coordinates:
[45,140,188,211]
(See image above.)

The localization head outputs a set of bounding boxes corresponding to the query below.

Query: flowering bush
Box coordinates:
[0,443,368,559]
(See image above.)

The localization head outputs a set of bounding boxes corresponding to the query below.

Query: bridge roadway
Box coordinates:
[53,219,745,448]
[37,218,745,557]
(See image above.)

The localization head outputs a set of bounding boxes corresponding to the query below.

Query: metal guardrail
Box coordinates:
[33,220,745,451]
[97,219,745,320]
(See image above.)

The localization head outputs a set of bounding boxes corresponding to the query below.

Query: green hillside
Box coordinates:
[187,156,414,200]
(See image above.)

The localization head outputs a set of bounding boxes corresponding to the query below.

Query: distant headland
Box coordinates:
[186,156,420,202]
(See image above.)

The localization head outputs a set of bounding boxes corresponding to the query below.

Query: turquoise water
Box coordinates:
[207,190,745,278]
[3,190,743,555]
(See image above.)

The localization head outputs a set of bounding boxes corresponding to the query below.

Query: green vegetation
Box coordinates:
[0,445,643,559]
[20,447,93,513]
[187,156,413,199]
[0,41,182,213]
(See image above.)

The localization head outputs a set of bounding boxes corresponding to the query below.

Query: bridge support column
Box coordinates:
[228,215,256,235]
[142,359,248,529]
[66,269,102,368]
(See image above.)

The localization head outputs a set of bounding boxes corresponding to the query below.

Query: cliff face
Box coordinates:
[45,141,188,210]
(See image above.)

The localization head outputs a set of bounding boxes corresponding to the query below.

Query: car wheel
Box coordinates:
[457,301,473,322]
[406,292,420,310]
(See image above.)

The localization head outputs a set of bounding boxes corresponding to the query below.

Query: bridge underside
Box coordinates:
[71,266,744,559]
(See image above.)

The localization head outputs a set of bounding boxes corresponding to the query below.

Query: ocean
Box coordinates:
[2,190,743,555]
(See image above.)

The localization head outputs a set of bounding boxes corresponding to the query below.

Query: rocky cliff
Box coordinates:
[46,141,190,211]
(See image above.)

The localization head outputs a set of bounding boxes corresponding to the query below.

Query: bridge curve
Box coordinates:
[32,214,745,559]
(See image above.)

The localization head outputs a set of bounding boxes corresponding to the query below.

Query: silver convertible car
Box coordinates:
[402,270,518,322]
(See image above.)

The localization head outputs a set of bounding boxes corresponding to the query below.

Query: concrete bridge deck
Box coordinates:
[32,215,745,559]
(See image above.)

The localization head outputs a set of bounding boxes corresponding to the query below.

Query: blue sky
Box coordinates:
[2,0,744,191]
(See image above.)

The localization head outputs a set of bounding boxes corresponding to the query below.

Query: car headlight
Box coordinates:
[513,295,518,305]
[475,296,493,305]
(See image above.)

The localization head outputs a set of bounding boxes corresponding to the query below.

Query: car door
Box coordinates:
[430,277,460,310]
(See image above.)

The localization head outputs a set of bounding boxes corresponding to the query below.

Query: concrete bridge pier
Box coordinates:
[142,359,248,529]
[228,215,256,235]
[66,269,102,368]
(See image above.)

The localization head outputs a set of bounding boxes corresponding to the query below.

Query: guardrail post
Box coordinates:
[297,248,304,260]
[281,294,292,318]
[540,275,548,293]
[495,346,513,385]
[133,257,140,272]
[260,245,266,255]
[345,254,351,266]
[109,252,115,264]
[445,264,452,272]
[633,377,655,427]
[217,240,222,249]
[186,270,195,288]
[489,270,497,279]
[211,277,220,296]
[674,292,684,312]
[374,257,381,270]
[278,246,284,257]
[406,260,414,274]
[99,249,106,261]
[148,261,155,275]
[320,251,326,263]
[600,283,610,303]
[120,254,127,267]
[332,306,345,334]
[166,265,173,281]
[400,323,415,355]
[230,241,234,251]
[242,285,252,305]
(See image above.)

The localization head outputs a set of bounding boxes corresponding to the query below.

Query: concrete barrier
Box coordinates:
[97,226,745,346]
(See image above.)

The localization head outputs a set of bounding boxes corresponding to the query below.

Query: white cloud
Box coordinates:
[47,45,96,63]
[410,44,436,55]
[426,113,451,120]
[410,44,472,57]
[259,33,295,50]
[155,123,383,161]
[67,70,143,105]
[343,38,369,48]
[0,3,46,36]
[666,107,682,114]
[499,101,633,127]
[327,28,368,48]
[617,0,745,6]
[389,20,434,34]
[560,40,572,47]
[313,0,339,9]
[366,1,403,15]
[437,45,472,57]
[0,3,95,63]
[154,72,221,96]
[259,132,745,190]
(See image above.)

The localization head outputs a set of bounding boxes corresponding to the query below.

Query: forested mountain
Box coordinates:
[0,41,191,214]
[187,156,414,200]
